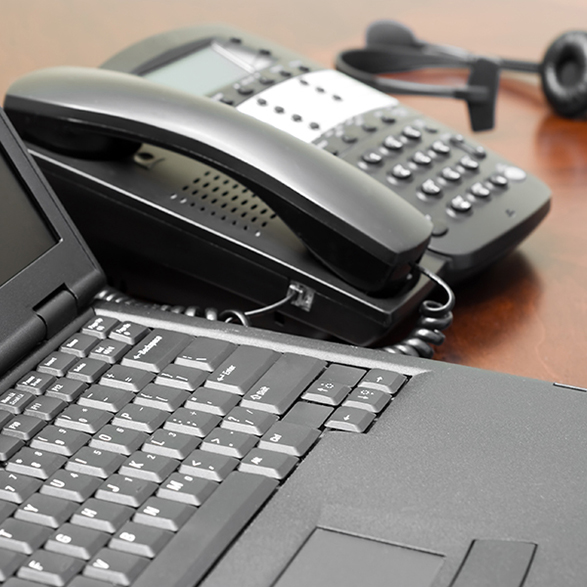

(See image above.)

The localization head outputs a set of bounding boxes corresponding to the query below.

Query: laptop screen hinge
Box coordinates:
[34,287,78,340]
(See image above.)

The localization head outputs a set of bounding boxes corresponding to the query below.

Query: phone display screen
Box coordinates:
[0,149,56,285]
[144,43,274,96]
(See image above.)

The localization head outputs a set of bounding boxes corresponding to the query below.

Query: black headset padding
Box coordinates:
[540,30,587,117]
[366,20,422,48]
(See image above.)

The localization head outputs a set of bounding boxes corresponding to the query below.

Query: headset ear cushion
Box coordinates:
[366,20,420,47]
[540,31,587,117]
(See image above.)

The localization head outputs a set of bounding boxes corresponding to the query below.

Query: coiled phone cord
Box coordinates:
[382,265,455,359]
[96,267,455,360]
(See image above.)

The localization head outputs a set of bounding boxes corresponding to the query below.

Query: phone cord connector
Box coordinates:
[382,265,455,360]
[94,285,302,327]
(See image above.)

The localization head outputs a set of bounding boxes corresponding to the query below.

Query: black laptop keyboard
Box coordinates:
[0,314,406,586]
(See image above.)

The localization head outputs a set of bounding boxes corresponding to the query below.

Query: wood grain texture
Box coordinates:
[1,0,586,384]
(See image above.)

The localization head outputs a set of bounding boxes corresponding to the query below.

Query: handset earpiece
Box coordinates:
[540,30,587,118]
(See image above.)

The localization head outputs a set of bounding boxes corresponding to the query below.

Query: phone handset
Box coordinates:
[5,66,432,295]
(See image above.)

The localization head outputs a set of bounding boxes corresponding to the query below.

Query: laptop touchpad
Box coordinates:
[274,528,443,587]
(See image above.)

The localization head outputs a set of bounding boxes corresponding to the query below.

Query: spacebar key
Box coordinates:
[132,471,278,587]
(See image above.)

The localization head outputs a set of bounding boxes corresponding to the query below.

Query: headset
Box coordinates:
[336,20,587,131]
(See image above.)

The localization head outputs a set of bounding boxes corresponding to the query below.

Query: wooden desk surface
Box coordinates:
[2,0,587,385]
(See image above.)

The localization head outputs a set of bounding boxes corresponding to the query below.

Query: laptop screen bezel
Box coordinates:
[0,109,104,367]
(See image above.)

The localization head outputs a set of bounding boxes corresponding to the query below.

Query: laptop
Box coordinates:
[0,104,585,587]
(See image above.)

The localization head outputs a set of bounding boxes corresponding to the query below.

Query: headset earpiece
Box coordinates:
[540,31,587,118]
[366,20,421,48]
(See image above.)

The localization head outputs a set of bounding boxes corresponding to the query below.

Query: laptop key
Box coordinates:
[89,339,131,364]
[221,406,277,436]
[0,435,24,462]
[122,330,191,373]
[7,448,66,479]
[163,408,220,437]
[179,450,238,482]
[81,316,119,339]
[0,472,42,504]
[238,448,298,479]
[15,493,78,528]
[89,425,147,455]
[60,333,98,358]
[30,426,89,457]
[95,474,157,507]
[66,447,125,478]
[18,550,107,587]
[240,353,325,414]
[85,548,148,585]
[358,369,407,395]
[133,496,195,531]
[37,351,77,377]
[343,387,391,413]
[78,385,133,413]
[142,429,200,460]
[0,390,34,415]
[302,380,351,406]
[205,346,279,395]
[134,384,189,412]
[109,321,150,345]
[3,415,46,441]
[184,387,239,416]
[324,406,375,433]
[154,365,207,391]
[110,521,172,558]
[15,372,55,395]
[99,365,154,392]
[67,359,110,384]
[55,405,112,434]
[23,397,66,421]
[258,421,321,457]
[130,472,278,587]
[201,428,257,459]
[111,405,167,433]
[157,473,217,506]
[175,338,235,372]
[45,523,109,560]
[119,452,178,483]
[71,498,133,533]
[45,379,87,402]
[0,518,53,553]
[41,470,102,503]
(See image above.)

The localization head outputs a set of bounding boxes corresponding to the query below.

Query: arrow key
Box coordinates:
[324,407,375,433]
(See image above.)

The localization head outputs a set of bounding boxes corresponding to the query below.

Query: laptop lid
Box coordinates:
[0,108,104,374]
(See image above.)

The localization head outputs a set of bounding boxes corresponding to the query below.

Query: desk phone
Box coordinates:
[4,24,551,345]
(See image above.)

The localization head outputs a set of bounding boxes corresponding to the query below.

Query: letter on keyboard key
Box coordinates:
[110,521,172,558]
[85,548,149,585]
[45,523,109,560]
[122,330,191,372]
[18,548,84,585]
[131,472,278,587]
[0,518,52,553]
